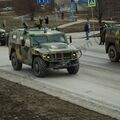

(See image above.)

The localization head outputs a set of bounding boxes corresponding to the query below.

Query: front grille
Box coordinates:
[64,53,71,58]
[51,52,72,61]
[56,53,62,59]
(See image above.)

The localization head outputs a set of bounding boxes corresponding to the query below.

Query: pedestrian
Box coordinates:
[2,22,5,28]
[99,22,107,45]
[61,11,64,20]
[45,16,49,28]
[84,18,90,40]
[39,16,43,28]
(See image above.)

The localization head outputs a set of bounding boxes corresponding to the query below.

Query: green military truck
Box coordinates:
[8,27,81,77]
[105,24,120,62]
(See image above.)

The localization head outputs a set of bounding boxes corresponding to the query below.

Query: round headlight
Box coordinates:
[72,53,76,57]
[76,51,82,58]
[42,54,51,60]
[1,33,5,36]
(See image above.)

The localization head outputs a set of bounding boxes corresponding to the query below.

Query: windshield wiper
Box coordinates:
[33,39,42,48]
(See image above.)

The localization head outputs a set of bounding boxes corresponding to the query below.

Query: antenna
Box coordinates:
[23,22,28,29]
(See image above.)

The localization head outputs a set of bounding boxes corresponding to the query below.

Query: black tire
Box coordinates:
[67,64,79,75]
[33,57,47,77]
[108,45,119,62]
[0,40,3,46]
[11,52,22,70]
[0,39,6,46]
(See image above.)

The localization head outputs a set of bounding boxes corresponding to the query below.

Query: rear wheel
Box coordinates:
[33,57,47,77]
[11,52,22,70]
[67,65,79,75]
[108,45,119,62]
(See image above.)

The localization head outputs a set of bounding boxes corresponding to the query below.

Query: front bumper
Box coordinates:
[48,59,79,69]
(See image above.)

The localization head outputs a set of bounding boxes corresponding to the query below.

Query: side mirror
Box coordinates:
[69,36,72,43]
[21,39,25,46]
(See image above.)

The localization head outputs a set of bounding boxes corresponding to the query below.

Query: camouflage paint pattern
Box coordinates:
[105,24,120,54]
[8,28,81,68]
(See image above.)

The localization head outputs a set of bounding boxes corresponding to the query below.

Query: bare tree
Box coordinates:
[75,2,78,13]
[13,0,37,21]
[94,0,105,24]
[29,0,36,21]
[94,0,120,24]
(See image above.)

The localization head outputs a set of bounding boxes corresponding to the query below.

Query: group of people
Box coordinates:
[99,22,107,45]
[84,18,107,45]
[34,16,49,29]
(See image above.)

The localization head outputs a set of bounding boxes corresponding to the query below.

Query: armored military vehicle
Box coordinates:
[8,27,81,77]
[0,28,6,45]
[105,23,120,62]
[0,22,7,45]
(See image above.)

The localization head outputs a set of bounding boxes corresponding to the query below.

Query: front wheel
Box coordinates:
[32,57,47,77]
[108,46,119,62]
[67,65,79,75]
[11,52,22,70]
[0,41,2,46]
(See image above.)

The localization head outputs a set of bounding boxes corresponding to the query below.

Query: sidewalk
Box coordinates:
[58,19,116,29]
[58,19,97,29]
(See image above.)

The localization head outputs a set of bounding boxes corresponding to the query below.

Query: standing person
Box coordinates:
[99,22,104,45]
[45,16,49,28]
[99,22,107,45]
[61,11,64,20]
[39,16,43,28]
[84,18,90,40]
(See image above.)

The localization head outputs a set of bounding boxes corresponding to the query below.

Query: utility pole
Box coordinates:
[70,0,78,21]
[50,0,55,11]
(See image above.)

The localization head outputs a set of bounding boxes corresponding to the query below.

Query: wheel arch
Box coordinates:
[31,55,42,69]
[31,55,48,69]
[106,42,115,53]
[9,48,15,60]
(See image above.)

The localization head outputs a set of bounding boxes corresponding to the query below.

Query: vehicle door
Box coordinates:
[20,33,31,64]
[115,28,120,53]
[11,31,22,61]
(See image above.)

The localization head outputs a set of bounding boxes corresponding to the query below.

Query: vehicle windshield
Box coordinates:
[49,34,67,43]
[31,35,48,45]
[31,34,67,46]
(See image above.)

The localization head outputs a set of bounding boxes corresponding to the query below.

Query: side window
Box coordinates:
[12,32,21,44]
[9,32,12,40]
[19,32,23,40]
[108,29,111,33]
[25,37,30,47]
[12,34,17,40]
[8,32,12,44]
[110,29,116,35]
